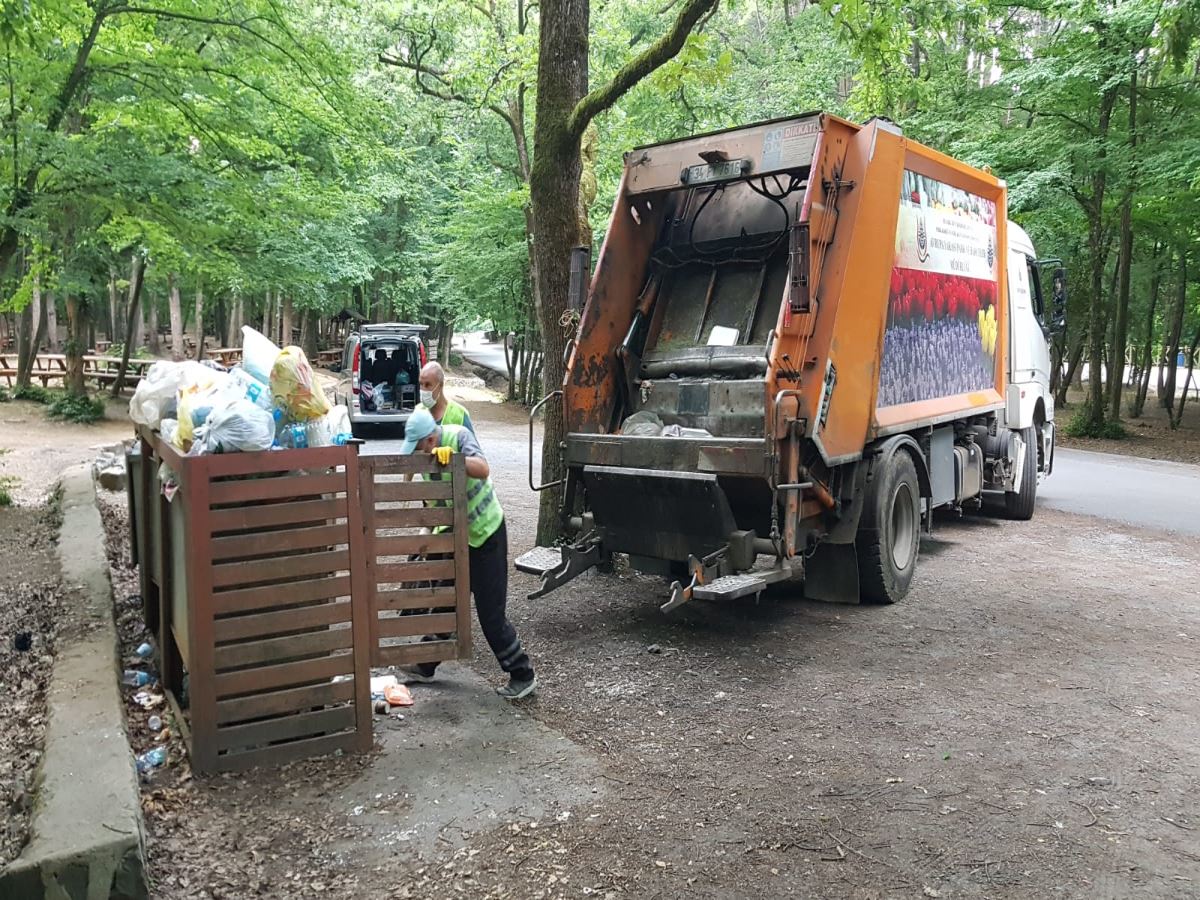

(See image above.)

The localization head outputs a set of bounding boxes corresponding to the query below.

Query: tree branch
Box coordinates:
[566,0,719,140]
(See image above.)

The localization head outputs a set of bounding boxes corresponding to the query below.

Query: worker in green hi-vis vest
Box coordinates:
[396,406,536,700]
[417,361,476,436]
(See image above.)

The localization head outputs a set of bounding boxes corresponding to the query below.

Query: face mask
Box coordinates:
[420,389,436,408]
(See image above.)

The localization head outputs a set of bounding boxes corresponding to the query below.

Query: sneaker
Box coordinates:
[397,665,437,684]
[496,674,537,700]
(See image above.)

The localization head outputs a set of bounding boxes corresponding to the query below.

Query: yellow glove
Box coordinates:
[433,445,453,467]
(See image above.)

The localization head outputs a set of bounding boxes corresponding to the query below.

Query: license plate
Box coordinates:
[680,158,751,186]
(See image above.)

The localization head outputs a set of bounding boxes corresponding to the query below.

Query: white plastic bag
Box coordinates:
[195,399,276,454]
[229,365,273,411]
[241,325,282,384]
[129,362,185,427]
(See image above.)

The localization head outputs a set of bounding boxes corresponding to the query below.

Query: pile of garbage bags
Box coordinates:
[129,325,351,455]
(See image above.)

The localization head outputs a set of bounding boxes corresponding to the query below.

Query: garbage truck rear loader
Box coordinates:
[519,113,1065,611]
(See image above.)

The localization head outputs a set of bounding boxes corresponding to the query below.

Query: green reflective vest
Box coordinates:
[419,399,469,428]
[433,424,503,548]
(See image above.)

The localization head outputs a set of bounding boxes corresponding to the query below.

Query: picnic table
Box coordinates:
[316,348,342,368]
[0,353,153,390]
[205,346,243,367]
[94,340,112,354]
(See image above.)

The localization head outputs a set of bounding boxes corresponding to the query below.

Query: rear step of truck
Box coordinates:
[514,546,563,576]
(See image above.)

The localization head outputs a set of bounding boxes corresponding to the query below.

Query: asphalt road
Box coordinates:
[1039,447,1200,537]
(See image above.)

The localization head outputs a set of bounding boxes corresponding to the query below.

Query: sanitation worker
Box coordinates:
[418,361,476,435]
[396,406,536,699]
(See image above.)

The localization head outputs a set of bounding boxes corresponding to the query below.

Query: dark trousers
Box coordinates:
[422,520,533,680]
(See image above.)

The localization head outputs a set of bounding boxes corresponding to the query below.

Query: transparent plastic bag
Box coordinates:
[270,346,330,422]
[620,410,663,436]
[305,405,352,447]
[196,399,276,453]
[129,362,184,427]
[241,325,282,384]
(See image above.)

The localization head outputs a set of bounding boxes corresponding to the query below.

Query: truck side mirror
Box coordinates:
[1050,266,1067,334]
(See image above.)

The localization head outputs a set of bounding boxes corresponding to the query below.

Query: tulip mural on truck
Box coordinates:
[878,170,1000,408]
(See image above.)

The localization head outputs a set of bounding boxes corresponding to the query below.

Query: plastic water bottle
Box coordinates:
[135,747,166,773]
[332,433,352,446]
[135,642,153,658]
[286,422,308,449]
[122,670,151,687]
[148,715,163,732]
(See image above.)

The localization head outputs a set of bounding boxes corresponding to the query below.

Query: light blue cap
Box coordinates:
[399,406,438,455]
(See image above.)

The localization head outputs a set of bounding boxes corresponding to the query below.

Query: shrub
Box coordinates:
[13,383,52,404]
[1063,407,1127,440]
[47,393,106,424]
[0,386,9,402]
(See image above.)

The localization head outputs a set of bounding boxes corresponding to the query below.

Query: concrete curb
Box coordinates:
[0,466,148,900]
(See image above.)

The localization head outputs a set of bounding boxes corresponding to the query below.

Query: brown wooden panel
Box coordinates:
[214,731,356,773]
[214,626,353,670]
[372,479,453,503]
[360,456,444,477]
[451,455,472,658]
[213,601,351,642]
[376,612,458,638]
[209,497,347,532]
[208,472,346,505]
[215,705,355,752]
[374,639,461,667]
[373,506,454,529]
[372,532,455,557]
[215,653,353,697]
[375,586,458,611]
[206,445,348,477]
[375,558,456,585]
[212,549,350,589]
[216,679,355,724]
[210,523,348,561]
[213,574,351,615]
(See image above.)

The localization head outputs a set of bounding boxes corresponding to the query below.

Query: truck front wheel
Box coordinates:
[856,451,921,604]
[1004,426,1038,520]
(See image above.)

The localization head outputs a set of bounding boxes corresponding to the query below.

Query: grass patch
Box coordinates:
[0,476,15,507]
[47,393,106,424]
[1064,407,1127,439]
[12,383,52,404]
[0,386,9,402]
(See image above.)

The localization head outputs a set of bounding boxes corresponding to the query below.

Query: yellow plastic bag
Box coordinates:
[174,393,195,451]
[270,346,330,422]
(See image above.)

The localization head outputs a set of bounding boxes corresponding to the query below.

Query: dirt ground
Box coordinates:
[75,394,1200,899]
[1057,386,1200,466]
[0,396,131,505]
[0,504,63,866]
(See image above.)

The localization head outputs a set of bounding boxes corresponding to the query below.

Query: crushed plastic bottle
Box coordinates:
[135,642,153,658]
[332,433,353,446]
[122,670,152,687]
[148,715,163,732]
[135,747,167,773]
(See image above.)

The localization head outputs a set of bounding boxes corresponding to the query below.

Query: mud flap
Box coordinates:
[803,543,861,604]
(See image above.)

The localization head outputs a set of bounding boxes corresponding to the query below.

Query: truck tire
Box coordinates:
[1004,426,1038,521]
[856,451,920,604]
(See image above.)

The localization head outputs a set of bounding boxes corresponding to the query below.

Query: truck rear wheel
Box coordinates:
[856,451,920,604]
[1004,426,1038,521]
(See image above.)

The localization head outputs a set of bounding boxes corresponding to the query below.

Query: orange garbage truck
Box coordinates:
[517,113,1066,611]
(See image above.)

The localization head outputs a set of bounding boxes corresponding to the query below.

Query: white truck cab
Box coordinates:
[997,220,1064,518]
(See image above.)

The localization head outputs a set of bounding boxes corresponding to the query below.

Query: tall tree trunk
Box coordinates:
[15,281,33,388]
[1081,85,1118,430]
[45,289,57,351]
[1159,249,1187,412]
[64,295,86,398]
[168,273,184,359]
[147,294,160,354]
[112,254,146,396]
[1170,323,1200,429]
[1131,244,1163,418]
[301,309,318,360]
[215,296,228,347]
[1107,67,1138,422]
[281,295,294,347]
[108,270,119,344]
[261,289,272,335]
[1056,333,1086,408]
[193,282,205,361]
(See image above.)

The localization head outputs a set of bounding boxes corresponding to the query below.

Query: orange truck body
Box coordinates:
[534,112,1054,607]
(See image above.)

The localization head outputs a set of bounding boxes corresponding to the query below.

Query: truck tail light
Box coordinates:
[419,341,427,367]
[351,344,361,395]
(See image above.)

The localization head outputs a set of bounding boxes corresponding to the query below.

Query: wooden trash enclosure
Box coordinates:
[134,428,472,774]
